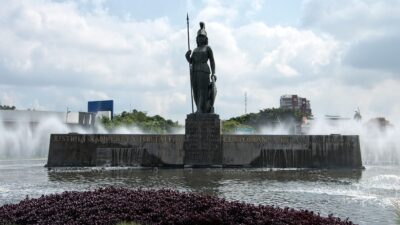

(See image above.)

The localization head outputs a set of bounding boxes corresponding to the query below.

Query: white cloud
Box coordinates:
[301,0,400,77]
[301,0,400,40]
[0,0,398,125]
[344,34,400,73]
[276,64,298,77]
[1,92,15,106]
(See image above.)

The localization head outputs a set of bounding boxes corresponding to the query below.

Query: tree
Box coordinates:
[223,107,312,133]
[100,109,182,134]
[0,105,16,110]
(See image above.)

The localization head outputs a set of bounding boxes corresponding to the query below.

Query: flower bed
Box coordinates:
[0,187,354,225]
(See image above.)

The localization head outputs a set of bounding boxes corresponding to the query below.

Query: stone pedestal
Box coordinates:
[184,113,222,167]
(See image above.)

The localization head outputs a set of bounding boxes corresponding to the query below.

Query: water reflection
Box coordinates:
[1,160,398,225]
[47,167,362,195]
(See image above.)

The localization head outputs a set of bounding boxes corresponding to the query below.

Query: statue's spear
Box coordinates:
[187,13,194,113]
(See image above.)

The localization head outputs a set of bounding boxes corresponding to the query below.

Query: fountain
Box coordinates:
[46,21,362,169]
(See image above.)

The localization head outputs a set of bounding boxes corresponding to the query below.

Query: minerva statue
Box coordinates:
[185,22,217,113]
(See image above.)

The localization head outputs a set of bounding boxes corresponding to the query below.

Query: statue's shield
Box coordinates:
[208,80,217,112]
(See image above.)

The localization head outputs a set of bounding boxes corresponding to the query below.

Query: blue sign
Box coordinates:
[88,100,114,118]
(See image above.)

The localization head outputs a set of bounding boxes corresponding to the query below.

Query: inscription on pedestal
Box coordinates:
[184,113,222,166]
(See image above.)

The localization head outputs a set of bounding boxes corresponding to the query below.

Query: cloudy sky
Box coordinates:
[0,0,399,123]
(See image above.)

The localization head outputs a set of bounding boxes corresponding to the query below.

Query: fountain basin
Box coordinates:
[47,133,362,169]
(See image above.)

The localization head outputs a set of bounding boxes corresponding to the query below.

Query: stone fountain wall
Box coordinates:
[47,134,185,167]
[222,135,361,168]
[47,133,362,169]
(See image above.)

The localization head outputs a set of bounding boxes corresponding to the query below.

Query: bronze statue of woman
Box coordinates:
[185,22,217,113]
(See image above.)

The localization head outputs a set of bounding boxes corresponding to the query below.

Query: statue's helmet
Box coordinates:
[197,22,207,37]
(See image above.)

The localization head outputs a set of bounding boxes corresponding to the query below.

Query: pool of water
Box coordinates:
[0,159,399,224]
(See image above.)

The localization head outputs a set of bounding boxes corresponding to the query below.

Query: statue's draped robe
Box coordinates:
[186,45,215,113]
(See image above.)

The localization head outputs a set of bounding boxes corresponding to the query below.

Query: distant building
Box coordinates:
[0,110,66,125]
[324,115,351,121]
[88,100,113,119]
[0,109,95,127]
[321,115,351,127]
[280,95,311,115]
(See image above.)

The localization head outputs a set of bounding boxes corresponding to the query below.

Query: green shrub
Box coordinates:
[100,109,182,133]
